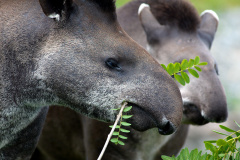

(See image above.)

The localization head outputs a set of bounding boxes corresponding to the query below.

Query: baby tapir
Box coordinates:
[0,0,183,159]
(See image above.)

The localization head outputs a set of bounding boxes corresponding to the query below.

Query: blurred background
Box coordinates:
[116,0,240,152]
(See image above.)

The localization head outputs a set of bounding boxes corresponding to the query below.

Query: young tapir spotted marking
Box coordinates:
[32,0,227,160]
[0,0,183,159]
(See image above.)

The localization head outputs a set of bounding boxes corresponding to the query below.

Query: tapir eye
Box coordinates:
[105,58,122,71]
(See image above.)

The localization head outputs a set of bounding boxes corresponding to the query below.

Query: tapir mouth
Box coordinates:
[182,102,209,125]
[125,102,176,135]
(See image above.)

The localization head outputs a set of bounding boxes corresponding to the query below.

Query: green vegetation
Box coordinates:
[161,56,207,86]
[162,122,240,160]
[110,106,132,145]
[115,0,240,13]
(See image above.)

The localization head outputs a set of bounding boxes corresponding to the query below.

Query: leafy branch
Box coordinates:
[97,102,132,160]
[161,121,240,160]
[110,105,132,145]
[160,56,208,86]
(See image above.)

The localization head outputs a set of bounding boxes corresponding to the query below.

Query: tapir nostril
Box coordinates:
[158,121,175,135]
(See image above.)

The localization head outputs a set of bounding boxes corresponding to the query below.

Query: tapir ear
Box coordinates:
[198,10,219,49]
[39,0,73,21]
[138,3,165,45]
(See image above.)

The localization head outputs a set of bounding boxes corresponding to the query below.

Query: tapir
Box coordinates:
[0,0,184,159]
[32,0,228,160]
[32,0,227,160]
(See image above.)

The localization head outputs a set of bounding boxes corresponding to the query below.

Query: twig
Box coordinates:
[97,102,128,160]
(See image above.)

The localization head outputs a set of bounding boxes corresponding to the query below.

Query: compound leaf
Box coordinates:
[188,69,199,78]
[194,56,200,65]
[122,115,133,119]
[167,63,174,75]
[188,59,195,68]
[181,59,188,71]
[121,122,131,126]
[161,64,167,71]
[174,74,185,86]
[219,125,236,133]
[198,62,208,66]
[119,135,128,139]
[112,132,119,136]
[181,71,190,84]
[110,138,118,143]
[174,62,181,73]
[194,66,202,72]
[120,128,130,133]
[118,140,125,145]
[123,106,132,112]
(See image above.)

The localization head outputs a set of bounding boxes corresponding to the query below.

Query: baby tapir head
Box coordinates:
[138,1,227,125]
[30,0,183,134]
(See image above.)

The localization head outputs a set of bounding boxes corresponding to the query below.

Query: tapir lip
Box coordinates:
[125,102,176,135]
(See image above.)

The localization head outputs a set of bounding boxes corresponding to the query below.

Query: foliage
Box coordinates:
[161,121,240,160]
[160,56,207,86]
[109,106,133,145]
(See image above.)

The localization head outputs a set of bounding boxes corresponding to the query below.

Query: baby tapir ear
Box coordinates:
[39,0,73,21]
[198,10,219,49]
[138,3,165,45]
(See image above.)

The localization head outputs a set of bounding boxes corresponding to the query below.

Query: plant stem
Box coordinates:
[97,102,127,160]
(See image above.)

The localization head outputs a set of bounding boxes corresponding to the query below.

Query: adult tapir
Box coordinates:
[117,0,228,158]
[32,0,227,160]
[0,0,184,159]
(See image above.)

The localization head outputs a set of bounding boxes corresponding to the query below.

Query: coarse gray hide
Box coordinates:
[0,0,183,159]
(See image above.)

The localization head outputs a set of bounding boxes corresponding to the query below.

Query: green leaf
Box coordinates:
[212,130,229,136]
[181,71,190,84]
[189,148,199,160]
[218,154,226,158]
[120,128,130,133]
[121,122,131,126]
[109,125,120,128]
[119,135,128,139]
[161,64,167,71]
[174,62,181,73]
[112,132,119,136]
[194,66,202,72]
[181,148,190,159]
[194,56,200,65]
[219,125,236,133]
[188,59,195,68]
[235,121,240,128]
[236,152,240,160]
[123,106,132,112]
[118,140,125,145]
[188,69,199,78]
[216,139,227,146]
[181,59,188,71]
[110,138,118,143]
[204,140,217,143]
[174,74,185,86]
[198,62,208,66]
[161,155,175,160]
[167,63,174,75]
[205,142,217,153]
[122,115,133,119]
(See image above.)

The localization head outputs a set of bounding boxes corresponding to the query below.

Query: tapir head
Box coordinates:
[139,3,227,125]
[30,0,183,134]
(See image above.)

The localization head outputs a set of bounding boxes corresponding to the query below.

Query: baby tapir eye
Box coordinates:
[105,58,122,71]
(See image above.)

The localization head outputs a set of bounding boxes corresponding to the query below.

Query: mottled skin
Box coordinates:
[0,0,183,159]
[32,0,228,160]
